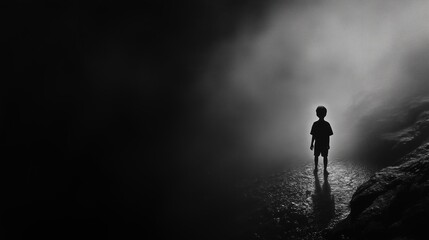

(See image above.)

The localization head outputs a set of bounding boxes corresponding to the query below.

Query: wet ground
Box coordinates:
[239,159,377,240]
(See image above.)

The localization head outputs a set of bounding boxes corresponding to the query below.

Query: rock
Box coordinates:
[329,142,429,240]
[353,96,429,164]
[382,110,429,160]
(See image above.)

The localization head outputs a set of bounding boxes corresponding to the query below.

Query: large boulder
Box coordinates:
[329,142,429,240]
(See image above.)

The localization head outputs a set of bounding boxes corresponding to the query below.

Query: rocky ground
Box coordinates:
[328,142,429,240]
[325,97,429,240]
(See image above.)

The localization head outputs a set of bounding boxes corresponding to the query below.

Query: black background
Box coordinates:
[1,1,276,239]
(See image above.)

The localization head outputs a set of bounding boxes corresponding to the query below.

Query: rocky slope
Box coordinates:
[329,98,429,240]
[329,142,429,240]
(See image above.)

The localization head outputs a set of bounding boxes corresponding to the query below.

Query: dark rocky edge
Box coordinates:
[328,99,429,240]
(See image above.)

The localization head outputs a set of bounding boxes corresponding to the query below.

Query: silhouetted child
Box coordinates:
[310,106,333,174]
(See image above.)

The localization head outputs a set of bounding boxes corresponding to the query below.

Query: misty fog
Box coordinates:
[195,0,429,173]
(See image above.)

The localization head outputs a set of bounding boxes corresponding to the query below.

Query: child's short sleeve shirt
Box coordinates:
[310,120,333,148]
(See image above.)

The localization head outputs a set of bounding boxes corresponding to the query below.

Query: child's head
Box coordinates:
[316,106,327,119]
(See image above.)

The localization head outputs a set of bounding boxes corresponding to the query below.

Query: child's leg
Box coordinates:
[314,156,319,169]
[323,156,328,171]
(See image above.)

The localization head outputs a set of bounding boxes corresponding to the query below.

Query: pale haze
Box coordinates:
[199,0,429,171]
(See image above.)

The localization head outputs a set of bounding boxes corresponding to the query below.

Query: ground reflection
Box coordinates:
[312,171,335,227]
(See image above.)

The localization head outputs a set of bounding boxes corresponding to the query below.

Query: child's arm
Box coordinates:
[310,135,315,150]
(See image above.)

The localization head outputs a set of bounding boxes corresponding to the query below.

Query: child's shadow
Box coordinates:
[312,171,335,227]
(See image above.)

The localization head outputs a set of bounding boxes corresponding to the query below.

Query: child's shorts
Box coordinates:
[314,147,328,157]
